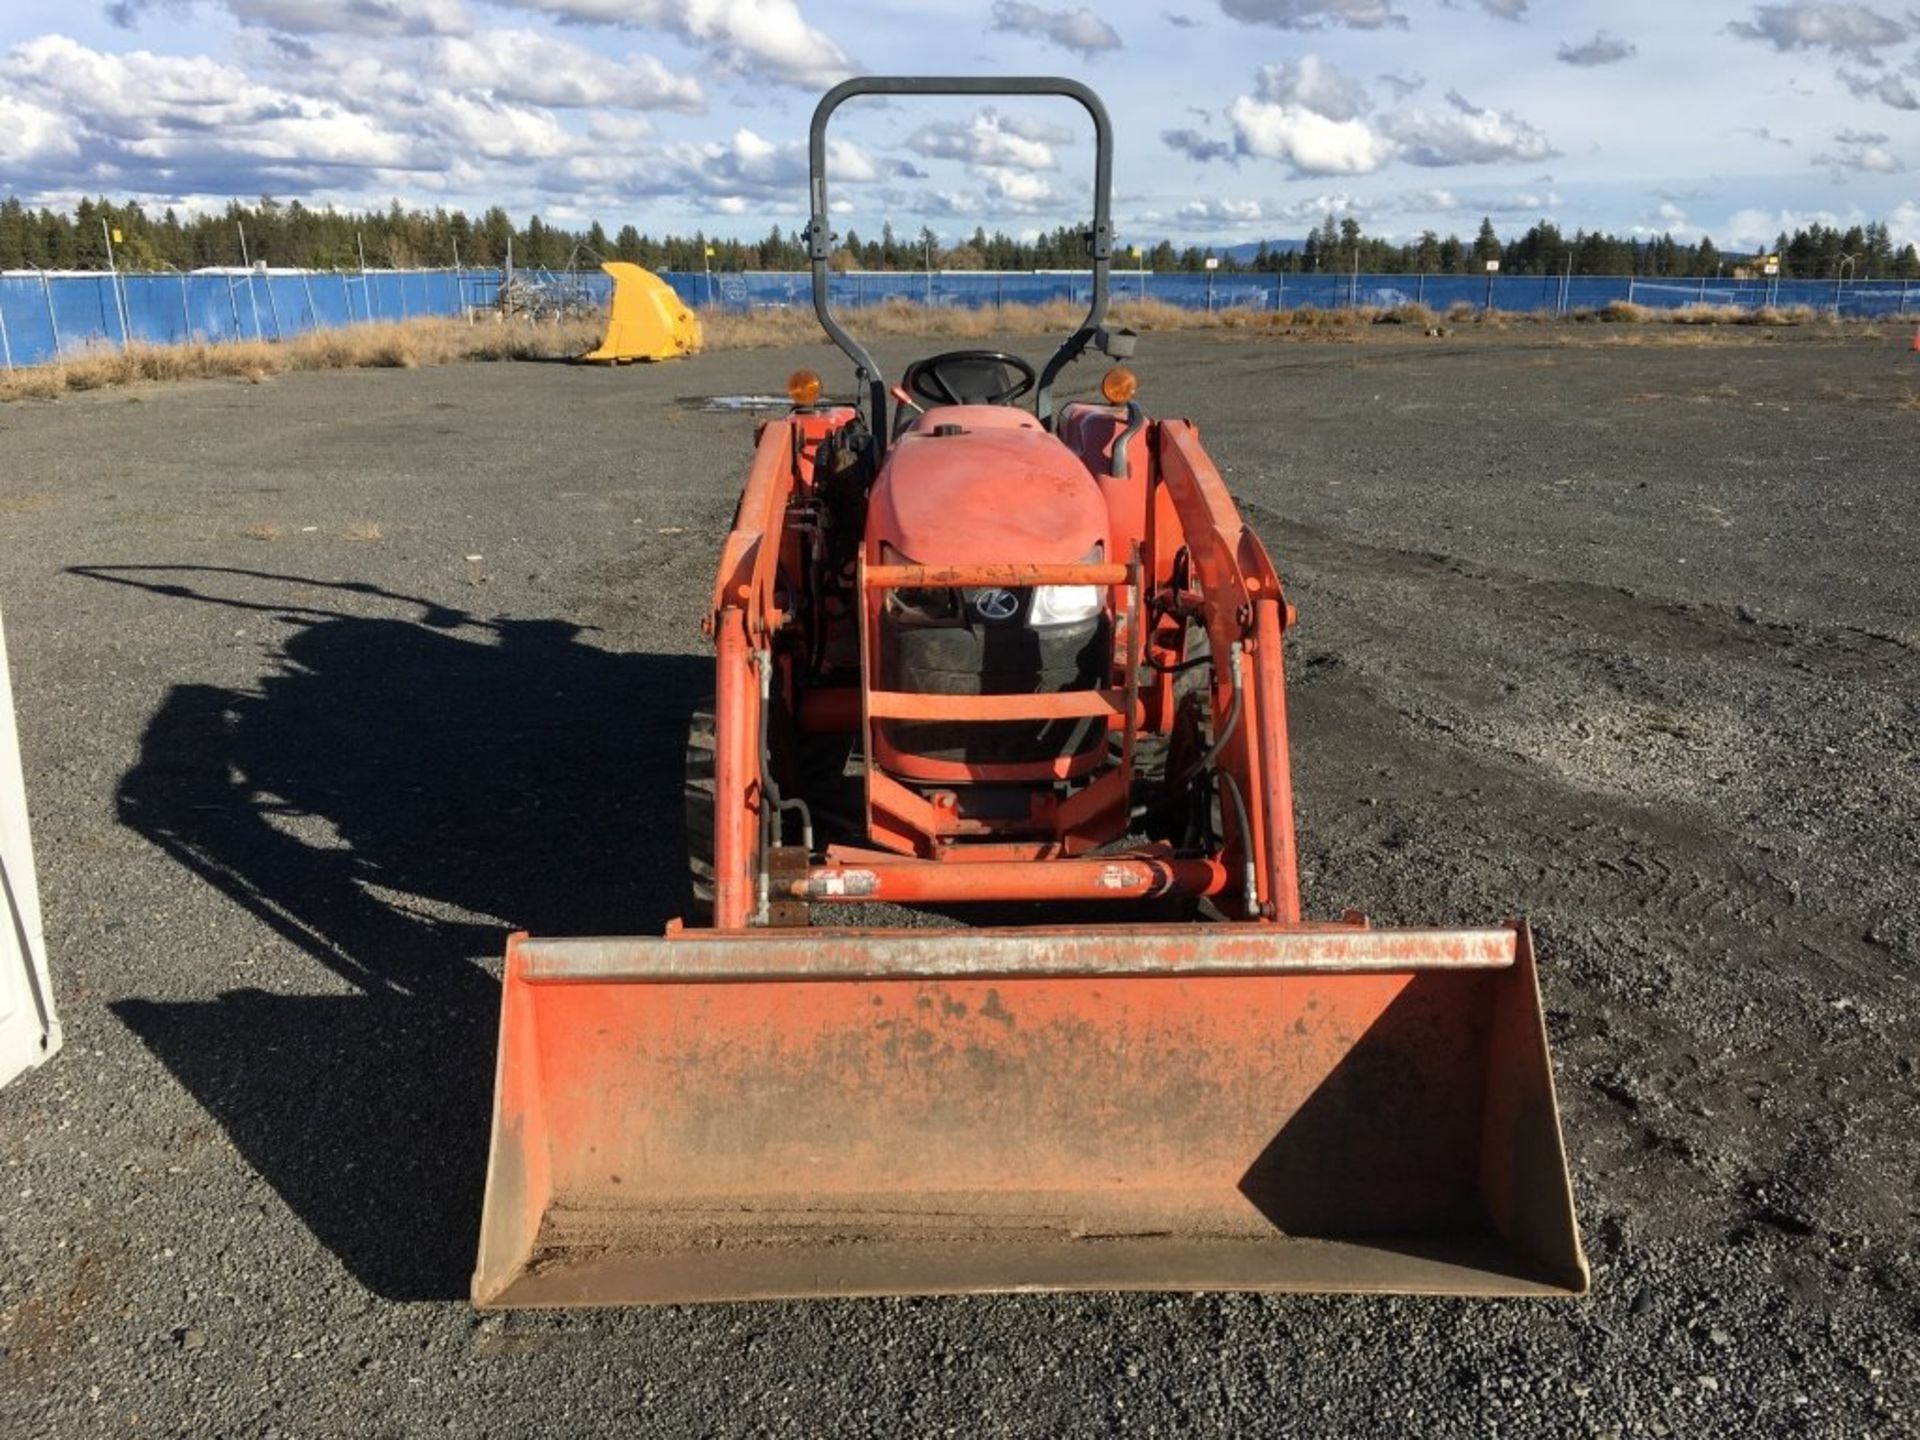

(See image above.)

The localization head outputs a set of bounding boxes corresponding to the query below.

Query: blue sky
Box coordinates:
[0,1,1915,251]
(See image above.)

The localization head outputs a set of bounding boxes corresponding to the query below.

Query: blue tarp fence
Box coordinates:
[3,266,1915,370]
[663,269,1920,320]
[0,268,475,369]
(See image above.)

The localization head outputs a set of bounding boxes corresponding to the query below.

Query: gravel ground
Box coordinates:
[0,326,1914,1437]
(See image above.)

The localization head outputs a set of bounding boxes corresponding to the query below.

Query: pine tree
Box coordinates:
[1472,217,1500,265]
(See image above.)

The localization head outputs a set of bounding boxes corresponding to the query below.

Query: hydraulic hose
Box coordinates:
[754,650,815,925]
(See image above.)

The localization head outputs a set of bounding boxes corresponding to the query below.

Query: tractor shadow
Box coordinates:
[76,565,706,1301]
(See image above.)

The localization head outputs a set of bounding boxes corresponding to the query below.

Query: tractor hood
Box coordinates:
[868,408,1107,566]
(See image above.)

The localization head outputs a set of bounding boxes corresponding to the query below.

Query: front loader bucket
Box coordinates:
[473,922,1586,1307]
[579,261,701,363]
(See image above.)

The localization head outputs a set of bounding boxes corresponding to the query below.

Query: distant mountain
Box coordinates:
[1218,238,1307,262]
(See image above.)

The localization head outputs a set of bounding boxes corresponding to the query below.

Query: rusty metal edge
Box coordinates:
[509,923,1519,984]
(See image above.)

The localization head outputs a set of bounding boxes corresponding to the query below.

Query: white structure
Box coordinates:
[0,610,59,1088]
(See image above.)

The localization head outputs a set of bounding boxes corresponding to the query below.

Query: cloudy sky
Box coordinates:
[1,1,1916,251]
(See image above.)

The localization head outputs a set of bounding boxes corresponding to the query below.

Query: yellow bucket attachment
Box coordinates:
[580,262,701,364]
[473,922,1587,1308]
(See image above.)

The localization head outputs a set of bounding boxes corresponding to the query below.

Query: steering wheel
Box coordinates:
[901,349,1038,407]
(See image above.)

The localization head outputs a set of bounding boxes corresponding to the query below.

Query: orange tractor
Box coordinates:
[474,77,1586,1307]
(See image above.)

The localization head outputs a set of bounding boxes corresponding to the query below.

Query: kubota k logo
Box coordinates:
[971,588,1019,621]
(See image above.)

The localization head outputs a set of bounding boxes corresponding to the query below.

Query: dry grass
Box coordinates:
[0,292,1881,403]
[2,315,605,402]
[1566,299,1824,327]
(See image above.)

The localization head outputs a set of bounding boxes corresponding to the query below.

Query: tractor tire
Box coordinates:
[1134,620,1212,825]
[686,693,851,926]
[684,704,717,925]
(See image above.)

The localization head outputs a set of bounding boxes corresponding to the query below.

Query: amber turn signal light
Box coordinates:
[787,368,823,407]
[1100,366,1138,404]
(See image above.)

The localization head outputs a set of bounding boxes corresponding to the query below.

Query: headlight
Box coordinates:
[1027,584,1101,626]
[1027,543,1105,627]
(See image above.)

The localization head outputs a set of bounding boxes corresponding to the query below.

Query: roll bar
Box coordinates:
[805,76,1114,447]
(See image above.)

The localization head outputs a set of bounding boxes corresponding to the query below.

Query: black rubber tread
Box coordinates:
[684,704,717,924]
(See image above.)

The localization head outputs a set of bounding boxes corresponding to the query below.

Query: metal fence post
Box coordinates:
[0,291,14,375]
[178,272,192,341]
[358,233,377,319]
[238,222,264,341]
[101,220,131,351]
[40,271,60,358]
[100,275,120,351]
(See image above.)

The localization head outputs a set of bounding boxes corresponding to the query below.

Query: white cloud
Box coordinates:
[1380,91,1557,167]
[1727,3,1908,62]
[1812,131,1907,173]
[1724,205,1849,249]
[1888,200,1920,248]
[825,137,878,182]
[111,0,473,36]
[1401,186,1559,215]
[1475,0,1527,19]
[980,167,1057,204]
[1221,61,1552,178]
[1638,199,1691,234]
[431,29,704,110]
[1252,54,1370,121]
[0,92,79,169]
[988,1,1124,58]
[0,33,463,193]
[1178,197,1267,223]
[1218,0,1407,31]
[997,113,1077,145]
[487,0,854,88]
[1557,31,1637,67]
[1228,95,1394,174]
[904,110,1062,170]
[1172,192,1363,227]
[0,29,796,219]
[920,169,1073,216]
